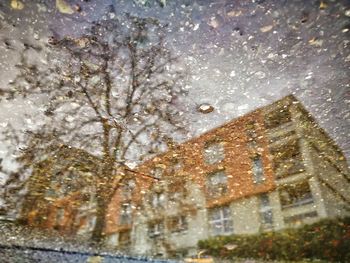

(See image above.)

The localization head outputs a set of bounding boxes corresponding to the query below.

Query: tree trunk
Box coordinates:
[90,160,119,247]
[90,197,107,246]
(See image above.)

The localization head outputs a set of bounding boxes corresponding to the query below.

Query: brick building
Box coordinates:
[20,145,101,238]
[105,95,350,258]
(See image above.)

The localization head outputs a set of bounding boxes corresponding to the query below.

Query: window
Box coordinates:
[118,230,131,247]
[264,106,292,130]
[106,233,118,247]
[270,138,305,178]
[279,181,313,209]
[151,166,165,179]
[48,170,83,197]
[168,179,186,201]
[207,170,228,197]
[168,215,188,233]
[168,191,185,202]
[246,122,258,138]
[45,188,56,198]
[119,203,132,225]
[77,215,96,235]
[269,129,296,144]
[86,216,96,232]
[55,208,65,226]
[148,221,164,238]
[46,173,63,198]
[259,194,273,229]
[203,141,225,165]
[150,192,166,208]
[284,211,318,224]
[208,206,233,236]
[121,179,136,200]
[60,170,83,195]
[252,155,265,183]
[170,157,183,173]
[246,121,259,148]
[63,171,77,194]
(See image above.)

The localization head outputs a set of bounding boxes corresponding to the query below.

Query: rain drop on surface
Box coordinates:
[197,103,214,114]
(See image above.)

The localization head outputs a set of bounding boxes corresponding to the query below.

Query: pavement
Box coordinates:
[0,221,177,263]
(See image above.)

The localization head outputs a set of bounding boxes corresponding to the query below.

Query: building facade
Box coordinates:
[105,95,350,258]
[20,145,101,238]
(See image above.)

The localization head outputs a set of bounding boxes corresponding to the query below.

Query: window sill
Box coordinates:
[170,229,188,235]
[281,199,313,210]
[253,178,266,184]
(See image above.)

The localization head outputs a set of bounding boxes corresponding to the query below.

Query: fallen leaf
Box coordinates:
[48,36,58,45]
[227,10,242,17]
[73,4,82,12]
[260,24,273,32]
[159,0,166,7]
[56,0,74,15]
[224,243,238,250]
[208,17,220,29]
[308,37,323,47]
[319,1,328,10]
[198,103,214,114]
[75,37,90,48]
[11,0,24,10]
[300,12,309,23]
[193,24,200,31]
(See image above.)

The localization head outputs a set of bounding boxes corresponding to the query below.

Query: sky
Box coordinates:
[0,0,349,171]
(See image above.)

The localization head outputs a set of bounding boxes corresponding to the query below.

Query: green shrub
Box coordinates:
[198,217,350,262]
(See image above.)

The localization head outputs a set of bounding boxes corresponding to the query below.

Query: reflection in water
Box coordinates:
[0,0,349,262]
[2,96,348,261]
[1,11,187,248]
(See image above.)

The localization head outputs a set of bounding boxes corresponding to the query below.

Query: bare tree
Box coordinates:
[0,14,187,243]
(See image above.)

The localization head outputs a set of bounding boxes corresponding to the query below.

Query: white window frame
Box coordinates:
[279,181,314,209]
[169,215,188,233]
[148,222,164,237]
[207,170,228,197]
[55,208,65,226]
[151,165,165,179]
[209,206,233,236]
[77,215,96,235]
[118,230,131,246]
[119,203,132,225]
[259,194,273,228]
[203,141,225,165]
[121,179,136,200]
[87,216,96,232]
[252,155,265,184]
[151,192,166,208]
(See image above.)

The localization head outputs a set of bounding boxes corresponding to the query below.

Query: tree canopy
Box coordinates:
[0,13,187,243]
